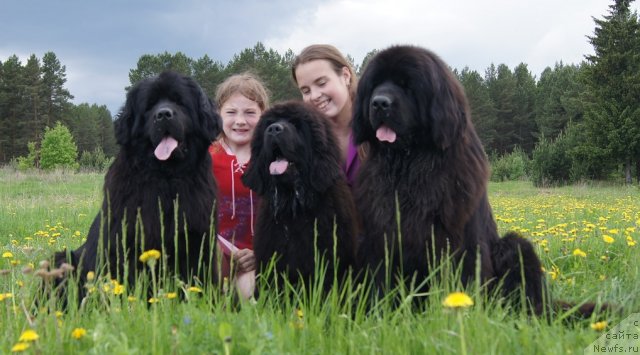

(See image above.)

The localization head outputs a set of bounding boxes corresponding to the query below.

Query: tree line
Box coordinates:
[0,0,638,184]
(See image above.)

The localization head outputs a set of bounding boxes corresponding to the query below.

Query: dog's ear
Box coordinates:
[114,81,142,146]
[352,69,376,145]
[241,119,268,195]
[196,86,221,142]
[309,110,342,192]
[421,52,467,150]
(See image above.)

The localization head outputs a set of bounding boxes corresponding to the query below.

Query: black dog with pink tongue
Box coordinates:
[242,101,358,294]
[49,71,221,306]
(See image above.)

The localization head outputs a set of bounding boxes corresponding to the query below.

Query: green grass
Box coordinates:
[1,168,639,354]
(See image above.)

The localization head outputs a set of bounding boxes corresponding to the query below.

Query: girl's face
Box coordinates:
[220,93,262,149]
[295,59,351,122]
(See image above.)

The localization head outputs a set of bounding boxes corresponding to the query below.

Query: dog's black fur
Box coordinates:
[353,45,604,316]
[242,101,357,293]
[52,71,221,302]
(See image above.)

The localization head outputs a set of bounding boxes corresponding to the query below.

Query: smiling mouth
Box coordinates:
[315,97,330,111]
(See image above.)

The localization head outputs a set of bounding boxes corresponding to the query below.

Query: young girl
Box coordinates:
[291,44,361,190]
[209,73,269,291]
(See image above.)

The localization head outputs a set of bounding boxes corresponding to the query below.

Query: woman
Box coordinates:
[291,44,361,190]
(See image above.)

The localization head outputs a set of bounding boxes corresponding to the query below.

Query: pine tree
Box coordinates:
[0,56,25,160]
[458,67,498,152]
[41,52,73,128]
[23,55,45,144]
[486,64,518,154]
[512,63,538,153]
[583,0,640,183]
[535,62,585,140]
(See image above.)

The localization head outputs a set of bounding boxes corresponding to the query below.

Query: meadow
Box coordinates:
[0,169,639,354]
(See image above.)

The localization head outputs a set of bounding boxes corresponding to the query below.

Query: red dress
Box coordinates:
[209,141,257,249]
[209,141,257,278]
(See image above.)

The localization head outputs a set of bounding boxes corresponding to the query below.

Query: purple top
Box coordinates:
[344,133,361,191]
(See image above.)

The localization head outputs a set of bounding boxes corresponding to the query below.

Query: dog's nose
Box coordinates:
[155,108,174,121]
[371,95,392,111]
[266,122,284,135]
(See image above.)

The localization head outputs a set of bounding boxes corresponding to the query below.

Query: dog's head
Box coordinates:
[353,45,470,151]
[114,71,221,164]
[242,101,342,200]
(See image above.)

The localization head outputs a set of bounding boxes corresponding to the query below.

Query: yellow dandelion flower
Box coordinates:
[11,342,30,352]
[148,297,160,303]
[590,321,608,331]
[127,296,137,302]
[86,271,95,281]
[296,309,304,319]
[602,235,614,244]
[71,327,87,339]
[55,311,64,318]
[599,275,606,281]
[139,249,161,263]
[74,231,81,237]
[187,286,203,293]
[113,284,124,295]
[2,251,14,258]
[572,248,587,258]
[0,293,14,301]
[600,255,609,261]
[442,291,474,309]
[18,329,39,342]
[166,292,178,299]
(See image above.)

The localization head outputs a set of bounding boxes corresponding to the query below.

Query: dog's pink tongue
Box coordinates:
[269,159,289,175]
[154,136,178,161]
[376,124,397,143]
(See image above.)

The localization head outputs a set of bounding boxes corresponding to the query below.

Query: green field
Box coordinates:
[1,169,639,354]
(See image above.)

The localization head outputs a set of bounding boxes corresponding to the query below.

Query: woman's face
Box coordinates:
[295,59,351,122]
[219,92,262,149]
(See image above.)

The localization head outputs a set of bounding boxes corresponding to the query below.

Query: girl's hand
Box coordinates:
[234,249,256,272]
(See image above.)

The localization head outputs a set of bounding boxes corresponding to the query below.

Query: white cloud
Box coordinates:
[265,0,615,77]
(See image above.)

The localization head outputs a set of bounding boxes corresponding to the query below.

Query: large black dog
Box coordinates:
[353,45,602,315]
[53,71,221,300]
[242,101,357,293]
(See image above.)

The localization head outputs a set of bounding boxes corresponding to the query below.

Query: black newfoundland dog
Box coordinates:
[242,101,357,292]
[53,71,221,299]
[353,45,602,315]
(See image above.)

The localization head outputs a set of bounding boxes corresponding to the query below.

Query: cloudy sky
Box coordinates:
[1,0,632,116]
